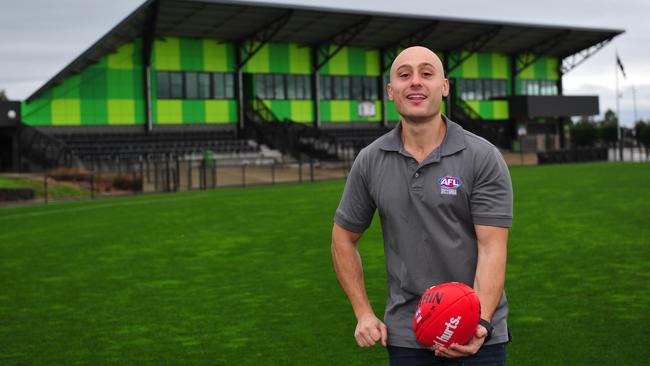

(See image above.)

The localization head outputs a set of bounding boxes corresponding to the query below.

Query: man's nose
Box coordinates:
[410,74,422,88]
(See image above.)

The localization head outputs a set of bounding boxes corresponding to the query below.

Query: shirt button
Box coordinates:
[414,172,420,178]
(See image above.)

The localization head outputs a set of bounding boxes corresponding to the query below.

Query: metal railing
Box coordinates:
[245,97,363,162]
[451,96,482,121]
[17,122,80,170]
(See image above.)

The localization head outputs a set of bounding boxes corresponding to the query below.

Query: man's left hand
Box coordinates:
[434,324,488,358]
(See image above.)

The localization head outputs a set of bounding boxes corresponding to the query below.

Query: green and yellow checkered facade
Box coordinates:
[21,36,560,126]
[22,40,146,126]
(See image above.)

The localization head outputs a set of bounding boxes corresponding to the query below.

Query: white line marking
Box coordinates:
[0,193,207,222]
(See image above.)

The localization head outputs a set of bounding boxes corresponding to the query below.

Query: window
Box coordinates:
[333,76,349,99]
[255,74,266,99]
[286,75,297,99]
[185,72,199,99]
[320,76,332,100]
[263,74,274,100]
[254,74,312,100]
[526,80,540,95]
[521,80,558,96]
[483,80,493,100]
[541,80,558,96]
[157,72,170,99]
[351,76,363,100]
[363,77,378,100]
[274,74,285,99]
[319,75,379,100]
[170,72,183,99]
[465,79,476,100]
[459,78,508,100]
[213,73,234,99]
[214,73,225,99]
[498,81,507,99]
[295,75,311,99]
[198,73,211,99]
[156,71,234,100]
[255,74,275,99]
[224,74,234,99]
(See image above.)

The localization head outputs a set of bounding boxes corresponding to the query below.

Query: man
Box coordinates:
[331,46,512,365]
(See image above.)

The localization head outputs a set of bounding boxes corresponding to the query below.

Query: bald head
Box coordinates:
[389,46,445,82]
[386,46,449,124]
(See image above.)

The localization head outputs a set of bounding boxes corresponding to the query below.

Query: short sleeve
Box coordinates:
[470,147,513,227]
[334,150,376,233]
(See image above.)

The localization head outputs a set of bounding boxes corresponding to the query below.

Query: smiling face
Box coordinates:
[387,46,449,124]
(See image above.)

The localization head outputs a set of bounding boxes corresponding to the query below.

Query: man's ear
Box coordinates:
[442,78,449,97]
[387,83,394,101]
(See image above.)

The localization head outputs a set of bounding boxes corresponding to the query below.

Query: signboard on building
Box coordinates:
[358,101,376,118]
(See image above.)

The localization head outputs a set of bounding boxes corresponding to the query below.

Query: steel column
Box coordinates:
[443,52,452,119]
[311,46,321,128]
[379,48,388,127]
[510,55,518,97]
[235,41,245,135]
[142,0,158,133]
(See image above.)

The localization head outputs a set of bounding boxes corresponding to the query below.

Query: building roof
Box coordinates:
[27,0,624,102]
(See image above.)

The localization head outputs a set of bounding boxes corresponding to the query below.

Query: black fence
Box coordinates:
[537,147,608,164]
[0,155,353,206]
[141,156,351,192]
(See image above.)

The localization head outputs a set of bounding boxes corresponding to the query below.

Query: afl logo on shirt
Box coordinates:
[438,176,462,195]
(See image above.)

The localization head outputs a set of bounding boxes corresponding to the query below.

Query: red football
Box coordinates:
[413,282,481,350]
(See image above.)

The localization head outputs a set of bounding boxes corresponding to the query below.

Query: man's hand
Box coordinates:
[354,313,388,348]
[434,324,488,358]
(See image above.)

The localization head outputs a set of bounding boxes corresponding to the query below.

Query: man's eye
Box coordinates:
[422,72,432,77]
[399,73,409,78]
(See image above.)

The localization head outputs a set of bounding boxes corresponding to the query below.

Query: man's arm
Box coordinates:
[331,223,387,348]
[473,224,508,323]
[436,224,508,358]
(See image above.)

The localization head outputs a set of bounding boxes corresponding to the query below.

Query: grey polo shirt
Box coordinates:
[334,117,513,348]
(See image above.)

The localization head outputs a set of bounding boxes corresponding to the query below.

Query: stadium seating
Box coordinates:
[50,129,259,163]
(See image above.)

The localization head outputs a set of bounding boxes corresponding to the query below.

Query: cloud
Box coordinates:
[1,0,648,126]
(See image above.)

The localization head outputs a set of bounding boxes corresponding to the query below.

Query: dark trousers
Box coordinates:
[388,343,507,366]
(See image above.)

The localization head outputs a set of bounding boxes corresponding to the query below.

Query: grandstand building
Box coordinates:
[0,0,623,172]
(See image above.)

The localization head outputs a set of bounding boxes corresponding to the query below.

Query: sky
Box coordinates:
[1,0,648,126]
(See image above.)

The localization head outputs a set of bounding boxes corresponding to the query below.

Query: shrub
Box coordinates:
[112,175,142,191]
[571,121,599,147]
[49,167,92,182]
[0,188,35,201]
[600,121,619,146]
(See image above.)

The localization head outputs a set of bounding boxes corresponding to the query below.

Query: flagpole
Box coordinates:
[615,52,622,161]
[632,85,637,123]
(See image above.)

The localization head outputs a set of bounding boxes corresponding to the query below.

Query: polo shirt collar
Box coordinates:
[378,115,467,159]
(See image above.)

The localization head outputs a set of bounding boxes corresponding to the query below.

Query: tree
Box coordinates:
[571,120,599,147]
[0,89,8,101]
[635,121,650,158]
[634,121,645,146]
[599,109,619,147]
[603,109,618,124]
[600,120,619,146]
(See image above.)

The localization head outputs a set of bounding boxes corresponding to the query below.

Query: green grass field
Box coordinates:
[0,162,648,365]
